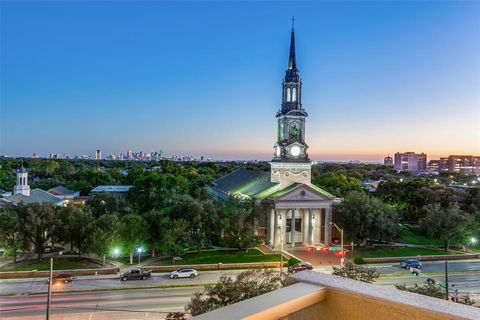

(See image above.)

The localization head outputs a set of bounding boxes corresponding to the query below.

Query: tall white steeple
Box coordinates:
[13,165,30,196]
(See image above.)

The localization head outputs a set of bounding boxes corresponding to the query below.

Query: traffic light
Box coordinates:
[409,267,420,276]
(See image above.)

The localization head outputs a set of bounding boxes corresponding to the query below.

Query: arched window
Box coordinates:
[292,88,296,102]
[279,122,284,140]
[286,88,291,102]
[289,122,300,140]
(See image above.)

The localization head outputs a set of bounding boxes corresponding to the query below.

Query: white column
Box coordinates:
[291,209,295,248]
[274,209,279,249]
[269,209,275,246]
[324,208,331,244]
[308,208,313,245]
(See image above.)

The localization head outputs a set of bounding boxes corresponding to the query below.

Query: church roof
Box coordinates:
[4,188,64,206]
[209,168,335,201]
[210,168,278,199]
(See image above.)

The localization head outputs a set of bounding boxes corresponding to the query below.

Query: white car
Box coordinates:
[170,268,198,279]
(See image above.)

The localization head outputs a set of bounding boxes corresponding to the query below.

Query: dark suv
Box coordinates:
[400,259,422,269]
[120,268,152,281]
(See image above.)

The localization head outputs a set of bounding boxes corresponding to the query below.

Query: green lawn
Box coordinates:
[354,247,460,259]
[400,224,446,246]
[151,249,282,266]
[0,257,104,272]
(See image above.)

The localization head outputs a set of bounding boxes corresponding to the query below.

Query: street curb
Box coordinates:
[0,282,214,297]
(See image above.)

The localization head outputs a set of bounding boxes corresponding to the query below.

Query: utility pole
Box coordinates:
[330,222,344,266]
[445,261,449,301]
[46,257,53,320]
[351,242,354,261]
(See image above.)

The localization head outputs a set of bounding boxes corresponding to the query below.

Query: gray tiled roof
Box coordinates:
[91,185,133,193]
[4,189,64,206]
[47,185,78,196]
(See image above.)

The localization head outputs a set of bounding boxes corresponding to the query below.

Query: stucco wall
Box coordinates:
[287,289,461,320]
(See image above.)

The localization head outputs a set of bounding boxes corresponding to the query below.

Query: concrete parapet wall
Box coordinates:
[0,267,119,279]
[145,261,285,272]
[363,253,479,264]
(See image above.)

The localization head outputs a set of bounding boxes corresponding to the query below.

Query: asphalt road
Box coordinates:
[372,260,480,295]
[0,286,200,319]
[0,270,243,296]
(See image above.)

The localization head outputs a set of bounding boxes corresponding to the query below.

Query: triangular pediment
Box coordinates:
[276,184,330,201]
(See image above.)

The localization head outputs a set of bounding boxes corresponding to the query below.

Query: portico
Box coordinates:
[267,184,336,250]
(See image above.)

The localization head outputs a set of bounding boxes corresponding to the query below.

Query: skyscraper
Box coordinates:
[95,149,102,160]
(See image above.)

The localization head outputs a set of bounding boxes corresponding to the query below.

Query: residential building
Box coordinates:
[428,157,448,172]
[447,155,480,174]
[383,156,393,166]
[193,272,480,320]
[394,152,427,171]
[208,25,339,249]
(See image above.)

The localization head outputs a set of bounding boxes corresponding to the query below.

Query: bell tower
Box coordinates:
[13,165,30,196]
[271,19,312,185]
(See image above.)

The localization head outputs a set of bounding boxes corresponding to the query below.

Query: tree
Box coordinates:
[419,203,471,251]
[16,203,59,260]
[69,207,95,256]
[0,207,24,263]
[92,213,120,265]
[334,191,400,244]
[119,213,147,264]
[332,262,380,283]
[312,171,363,197]
[170,195,210,253]
[186,269,286,316]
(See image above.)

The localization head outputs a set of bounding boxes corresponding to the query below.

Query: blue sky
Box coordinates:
[1,1,479,161]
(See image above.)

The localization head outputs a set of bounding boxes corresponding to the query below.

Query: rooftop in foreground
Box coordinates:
[193,271,480,320]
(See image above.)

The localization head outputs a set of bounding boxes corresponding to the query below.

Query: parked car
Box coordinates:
[50,274,74,284]
[400,259,422,269]
[120,268,151,281]
[170,268,198,279]
[288,262,313,273]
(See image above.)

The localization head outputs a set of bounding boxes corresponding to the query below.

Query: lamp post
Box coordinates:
[137,247,143,264]
[330,222,344,267]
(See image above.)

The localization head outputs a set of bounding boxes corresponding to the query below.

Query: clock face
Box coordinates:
[290,145,301,157]
[276,146,281,157]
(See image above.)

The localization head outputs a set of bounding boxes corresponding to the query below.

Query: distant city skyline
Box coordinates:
[1,1,479,162]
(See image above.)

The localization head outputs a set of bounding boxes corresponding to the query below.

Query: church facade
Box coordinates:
[208,25,339,250]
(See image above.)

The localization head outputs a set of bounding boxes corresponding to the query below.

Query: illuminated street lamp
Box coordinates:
[113,248,120,257]
[470,237,477,245]
[137,247,143,264]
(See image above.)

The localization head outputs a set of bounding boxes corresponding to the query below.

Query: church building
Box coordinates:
[208,25,340,250]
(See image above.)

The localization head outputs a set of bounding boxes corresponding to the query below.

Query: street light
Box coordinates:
[113,248,120,257]
[330,222,344,267]
[470,237,477,245]
[137,247,143,264]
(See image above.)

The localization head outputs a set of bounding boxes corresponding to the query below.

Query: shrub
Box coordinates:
[353,256,365,265]
[288,257,301,267]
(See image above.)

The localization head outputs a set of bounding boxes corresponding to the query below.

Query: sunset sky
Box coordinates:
[1,1,479,162]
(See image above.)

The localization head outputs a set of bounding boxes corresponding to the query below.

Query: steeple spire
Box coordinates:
[288,16,297,71]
